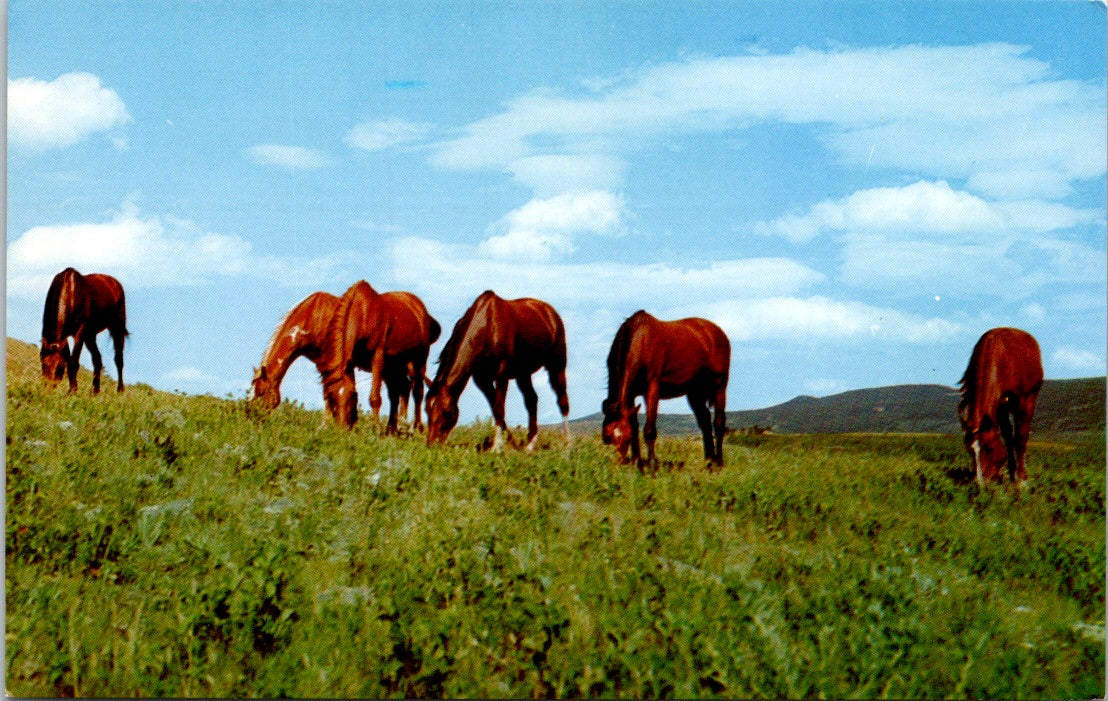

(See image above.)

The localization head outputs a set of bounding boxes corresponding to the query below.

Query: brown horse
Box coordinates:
[251,291,424,419]
[958,327,1043,486]
[40,267,128,394]
[321,281,440,433]
[602,311,730,469]
[425,290,570,449]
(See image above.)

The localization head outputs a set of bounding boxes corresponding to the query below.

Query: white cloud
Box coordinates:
[430,44,1105,198]
[1051,346,1105,374]
[345,118,431,151]
[247,144,331,170]
[838,233,1105,300]
[683,296,964,344]
[507,154,625,195]
[755,180,1098,243]
[479,190,627,261]
[6,201,348,298]
[8,72,131,150]
[388,236,823,314]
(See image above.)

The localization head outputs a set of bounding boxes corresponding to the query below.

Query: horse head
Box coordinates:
[249,366,281,410]
[323,375,358,429]
[425,381,459,445]
[964,417,1008,482]
[39,339,69,384]
[601,400,640,463]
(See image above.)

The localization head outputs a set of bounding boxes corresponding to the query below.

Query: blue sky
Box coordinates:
[8,1,1106,425]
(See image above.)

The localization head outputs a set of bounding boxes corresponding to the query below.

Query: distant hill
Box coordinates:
[569,378,1105,435]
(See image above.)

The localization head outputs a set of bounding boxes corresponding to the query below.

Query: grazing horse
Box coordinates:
[250,291,425,420]
[602,311,730,469]
[425,290,570,449]
[40,267,128,394]
[321,281,440,433]
[250,292,341,410]
[958,327,1043,486]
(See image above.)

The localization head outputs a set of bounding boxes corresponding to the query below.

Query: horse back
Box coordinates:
[643,317,729,383]
[961,327,1043,426]
[380,291,438,351]
[502,297,564,351]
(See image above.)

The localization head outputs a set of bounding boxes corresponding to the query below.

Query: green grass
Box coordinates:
[6,367,1105,698]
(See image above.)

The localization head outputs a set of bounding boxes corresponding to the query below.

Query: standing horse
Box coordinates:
[251,291,424,419]
[602,311,730,469]
[40,267,128,394]
[425,290,570,450]
[958,327,1043,486]
[321,281,440,433]
[250,292,341,410]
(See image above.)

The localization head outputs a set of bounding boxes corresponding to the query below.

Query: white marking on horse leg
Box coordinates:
[491,426,504,453]
[562,417,571,444]
[972,439,984,486]
[525,434,538,452]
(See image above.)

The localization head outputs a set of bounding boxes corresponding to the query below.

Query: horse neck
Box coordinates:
[607,317,644,408]
[42,270,82,342]
[322,283,382,385]
[436,301,494,395]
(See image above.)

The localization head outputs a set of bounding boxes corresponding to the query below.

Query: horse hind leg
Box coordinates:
[87,335,104,394]
[688,393,714,466]
[1013,394,1038,485]
[516,373,540,451]
[712,384,727,468]
[110,323,126,392]
[547,366,571,442]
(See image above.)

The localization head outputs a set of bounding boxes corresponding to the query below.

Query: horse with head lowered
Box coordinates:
[40,267,128,394]
[602,311,730,470]
[320,281,440,434]
[958,327,1043,486]
[425,290,570,450]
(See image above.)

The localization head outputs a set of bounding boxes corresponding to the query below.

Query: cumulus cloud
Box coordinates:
[755,180,1099,243]
[7,201,348,298]
[429,44,1105,198]
[681,296,964,344]
[480,190,627,260]
[345,118,431,151]
[388,235,823,313]
[8,72,131,150]
[247,144,331,170]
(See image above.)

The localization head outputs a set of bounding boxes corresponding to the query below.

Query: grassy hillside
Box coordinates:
[570,378,1106,436]
[6,339,1105,698]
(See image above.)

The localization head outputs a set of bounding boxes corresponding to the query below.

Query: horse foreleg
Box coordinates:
[998,404,1017,482]
[517,373,539,451]
[368,347,386,423]
[628,408,641,464]
[410,357,427,432]
[473,373,505,451]
[642,381,660,469]
[87,335,104,395]
[68,329,86,394]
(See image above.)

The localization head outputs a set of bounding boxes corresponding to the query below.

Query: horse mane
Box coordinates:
[322,281,372,384]
[433,291,496,385]
[260,303,299,370]
[606,310,648,402]
[42,268,81,341]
